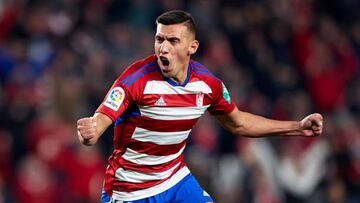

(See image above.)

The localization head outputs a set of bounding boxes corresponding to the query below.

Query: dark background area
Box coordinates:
[1,0,360,202]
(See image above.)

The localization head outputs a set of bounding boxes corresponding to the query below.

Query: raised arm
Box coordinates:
[215,107,323,137]
[77,112,113,146]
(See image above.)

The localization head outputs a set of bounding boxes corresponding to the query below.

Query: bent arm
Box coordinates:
[77,112,113,146]
[215,107,323,137]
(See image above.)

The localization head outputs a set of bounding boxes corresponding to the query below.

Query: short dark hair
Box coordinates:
[156,10,196,36]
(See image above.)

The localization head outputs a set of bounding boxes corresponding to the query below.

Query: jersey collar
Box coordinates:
[165,63,191,87]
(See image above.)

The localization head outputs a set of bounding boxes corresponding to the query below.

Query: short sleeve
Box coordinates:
[207,81,236,115]
[96,78,133,121]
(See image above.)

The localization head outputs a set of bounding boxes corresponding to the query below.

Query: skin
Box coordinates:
[155,22,199,84]
[77,22,324,203]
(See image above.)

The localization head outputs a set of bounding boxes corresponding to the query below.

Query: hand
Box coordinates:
[77,117,97,145]
[300,113,323,137]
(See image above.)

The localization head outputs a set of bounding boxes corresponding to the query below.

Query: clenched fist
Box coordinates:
[77,117,98,146]
[76,113,112,146]
[300,113,324,137]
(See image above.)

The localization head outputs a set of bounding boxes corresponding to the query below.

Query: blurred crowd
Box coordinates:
[0,0,360,202]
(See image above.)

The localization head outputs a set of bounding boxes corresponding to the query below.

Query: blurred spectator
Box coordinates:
[61,146,105,203]
[14,155,58,203]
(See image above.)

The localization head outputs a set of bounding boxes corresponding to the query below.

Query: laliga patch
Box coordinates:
[104,87,125,111]
[222,82,231,104]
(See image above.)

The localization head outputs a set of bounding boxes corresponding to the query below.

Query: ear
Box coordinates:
[188,40,199,55]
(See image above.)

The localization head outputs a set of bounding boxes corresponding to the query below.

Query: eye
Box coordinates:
[156,36,164,43]
[169,38,179,45]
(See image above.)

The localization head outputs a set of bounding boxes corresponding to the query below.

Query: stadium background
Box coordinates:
[0,0,360,202]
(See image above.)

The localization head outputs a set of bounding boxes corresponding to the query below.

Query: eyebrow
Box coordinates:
[155,35,180,41]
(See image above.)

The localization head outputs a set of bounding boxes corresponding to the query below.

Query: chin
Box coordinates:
[161,70,172,78]
[160,65,173,73]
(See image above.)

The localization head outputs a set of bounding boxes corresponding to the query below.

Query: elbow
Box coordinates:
[231,126,257,138]
[231,128,242,137]
[231,126,247,137]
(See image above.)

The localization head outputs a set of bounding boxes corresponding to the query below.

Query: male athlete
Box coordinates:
[77,10,323,203]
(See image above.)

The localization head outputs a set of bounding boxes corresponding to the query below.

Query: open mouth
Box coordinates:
[159,56,170,66]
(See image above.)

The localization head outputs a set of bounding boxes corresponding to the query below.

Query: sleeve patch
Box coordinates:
[104,87,125,111]
[222,82,231,104]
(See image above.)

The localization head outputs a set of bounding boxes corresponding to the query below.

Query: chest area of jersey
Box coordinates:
[140,80,212,107]
[137,80,212,120]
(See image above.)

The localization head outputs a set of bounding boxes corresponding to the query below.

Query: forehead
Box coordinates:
[156,23,190,38]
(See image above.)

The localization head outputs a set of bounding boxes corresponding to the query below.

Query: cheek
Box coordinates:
[154,41,163,52]
[175,48,189,60]
[173,45,188,55]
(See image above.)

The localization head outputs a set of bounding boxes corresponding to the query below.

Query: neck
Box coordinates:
[171,62,189,85]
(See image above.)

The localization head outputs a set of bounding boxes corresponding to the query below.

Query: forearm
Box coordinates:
[216,108,305,138]
[234,112,302,137]
[93,112,112,135]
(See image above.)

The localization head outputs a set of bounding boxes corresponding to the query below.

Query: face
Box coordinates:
[155,23,199,83]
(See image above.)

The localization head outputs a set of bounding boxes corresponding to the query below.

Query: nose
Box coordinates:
[159,40,170,54]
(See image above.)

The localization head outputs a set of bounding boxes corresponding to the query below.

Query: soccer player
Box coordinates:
[77,10,323,203]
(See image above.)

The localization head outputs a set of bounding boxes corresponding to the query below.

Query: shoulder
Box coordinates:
[117,55,159,87]
[190,59,222,86]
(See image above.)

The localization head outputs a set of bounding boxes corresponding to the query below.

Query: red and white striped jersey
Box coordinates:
[96,54,235,201]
